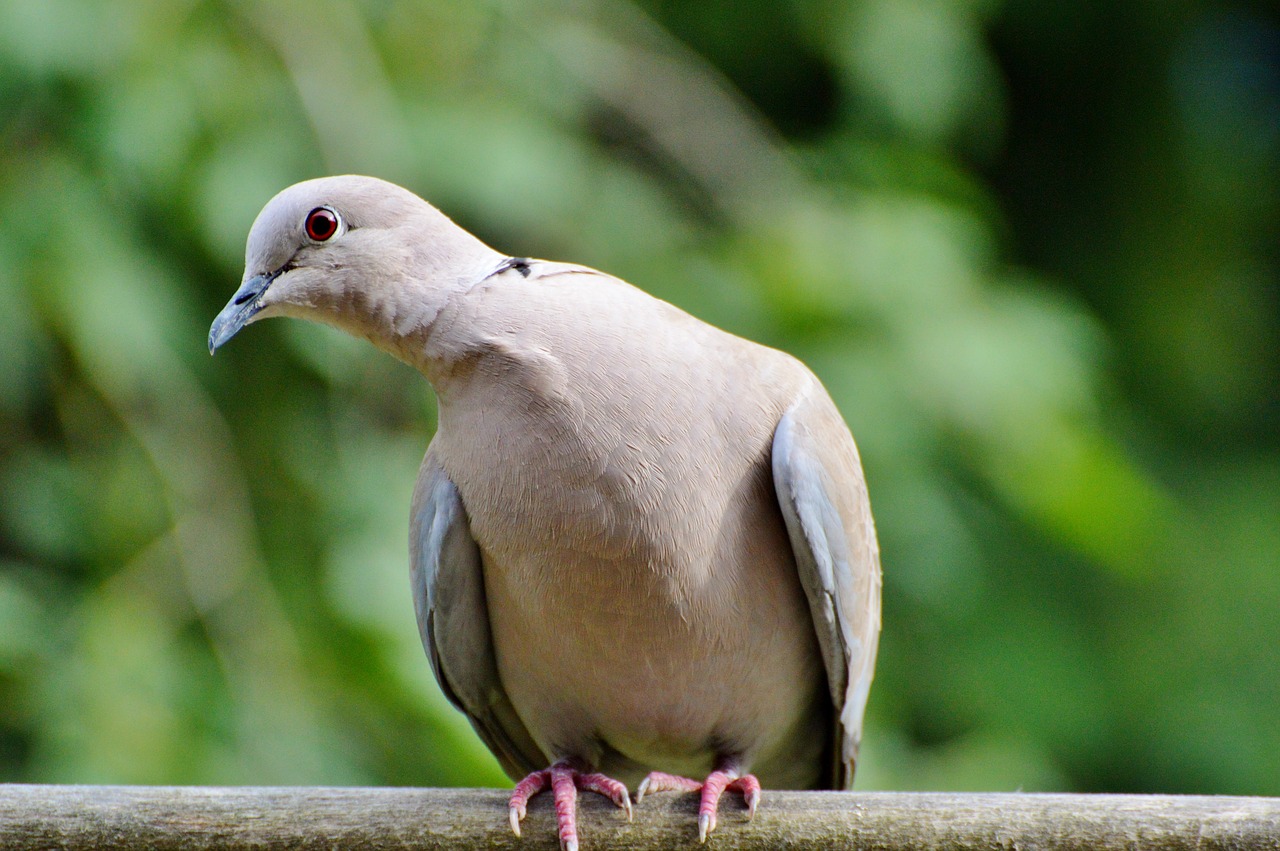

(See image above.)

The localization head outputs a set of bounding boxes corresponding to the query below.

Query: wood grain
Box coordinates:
[2,786,1278,850]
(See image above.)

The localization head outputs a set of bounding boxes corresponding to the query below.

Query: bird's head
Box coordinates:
[208,175,500,356]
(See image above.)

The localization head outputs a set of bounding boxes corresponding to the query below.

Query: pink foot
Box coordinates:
[508,759,632,851]
[636,766,761,842]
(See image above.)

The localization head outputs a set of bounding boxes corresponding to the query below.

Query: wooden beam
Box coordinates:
[2,785,1277,850]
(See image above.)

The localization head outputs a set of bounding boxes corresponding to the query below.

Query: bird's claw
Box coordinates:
[508,761,631,849]
[637,766,761,841]
[635,770,703,804]
[745,785,761,820]
[698,810,715,843]
[508,768,548,838]
[576,770,633,821]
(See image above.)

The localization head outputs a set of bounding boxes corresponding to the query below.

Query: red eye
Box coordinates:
[305,207,339,241]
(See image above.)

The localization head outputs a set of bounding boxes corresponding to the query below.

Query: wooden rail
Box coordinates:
[2,785,1278,849]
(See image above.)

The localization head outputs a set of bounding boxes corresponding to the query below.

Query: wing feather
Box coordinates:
[772,382,882,789]
[409,446,545,779]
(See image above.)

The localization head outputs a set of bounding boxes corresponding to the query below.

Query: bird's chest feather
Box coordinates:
[437,364,691,584]
[434,333,721,571]
[426,304,824,778]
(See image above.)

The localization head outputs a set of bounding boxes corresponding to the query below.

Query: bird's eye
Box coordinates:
[304,207,340,242]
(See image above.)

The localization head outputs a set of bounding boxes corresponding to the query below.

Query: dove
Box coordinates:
[209,176,881,850]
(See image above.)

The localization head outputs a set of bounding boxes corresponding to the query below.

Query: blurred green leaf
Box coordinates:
[0,0,1275,798]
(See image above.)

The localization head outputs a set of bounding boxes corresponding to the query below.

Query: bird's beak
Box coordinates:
[208,270,279,354]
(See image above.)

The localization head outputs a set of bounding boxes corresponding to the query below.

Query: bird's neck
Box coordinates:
[327,233,507,376]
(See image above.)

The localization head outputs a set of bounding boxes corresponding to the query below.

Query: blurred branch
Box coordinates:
[2,785,1278,850]
[540,0,803,222]
[235,0,412,175]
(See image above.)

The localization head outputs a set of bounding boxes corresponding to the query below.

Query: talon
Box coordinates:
[638,766,760,838]
[732,774,762,821]
[509,761,630,849]
[508,768,546,838]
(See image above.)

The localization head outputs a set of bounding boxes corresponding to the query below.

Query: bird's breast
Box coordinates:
[424,287,825,782]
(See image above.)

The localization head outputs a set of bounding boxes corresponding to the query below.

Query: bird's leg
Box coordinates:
[508,758,632,851]
[636,758,761,842]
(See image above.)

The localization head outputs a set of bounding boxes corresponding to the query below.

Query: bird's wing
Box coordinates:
[771,380,882,789]
[409,445,546,780]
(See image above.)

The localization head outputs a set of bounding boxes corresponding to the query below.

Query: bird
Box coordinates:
[209,175,881,850]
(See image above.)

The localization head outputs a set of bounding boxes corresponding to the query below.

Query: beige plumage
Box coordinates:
[210,176,881,849]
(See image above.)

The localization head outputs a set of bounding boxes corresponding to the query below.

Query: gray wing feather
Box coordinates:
[409,446,545,779]
[772,386,882,789]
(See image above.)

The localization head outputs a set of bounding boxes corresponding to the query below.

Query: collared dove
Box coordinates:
[209,175,881,850]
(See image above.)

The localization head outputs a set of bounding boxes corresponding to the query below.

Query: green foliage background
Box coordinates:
[1,0,1276,795]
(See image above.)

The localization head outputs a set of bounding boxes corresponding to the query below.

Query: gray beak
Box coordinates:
[208,270,279,354]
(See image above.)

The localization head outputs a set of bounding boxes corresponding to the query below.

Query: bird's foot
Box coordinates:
[509,759,632,851]
[636,767,761,842]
